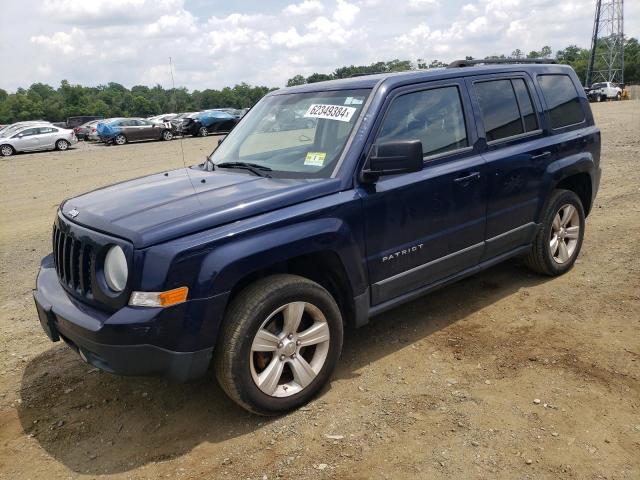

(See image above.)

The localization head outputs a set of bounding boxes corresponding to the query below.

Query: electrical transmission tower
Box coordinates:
[586,0,624,87]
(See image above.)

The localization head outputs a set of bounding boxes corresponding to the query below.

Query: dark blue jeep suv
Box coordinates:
[34,61,601,414]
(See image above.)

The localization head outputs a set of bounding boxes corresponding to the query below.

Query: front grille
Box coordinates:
[52,224,94,296]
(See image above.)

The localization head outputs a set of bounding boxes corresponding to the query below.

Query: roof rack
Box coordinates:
[348,71,386,77]
[447,58,557,68]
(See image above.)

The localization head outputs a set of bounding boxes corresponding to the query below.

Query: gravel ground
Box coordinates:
[0,102,639,479]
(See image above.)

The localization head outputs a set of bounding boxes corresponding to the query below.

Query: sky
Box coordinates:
[0,0,638,92]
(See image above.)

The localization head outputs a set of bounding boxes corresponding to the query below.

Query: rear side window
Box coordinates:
[376,86,468,158]
[512,79,539,132]
[538,74,585,129]
[474,79,539,142]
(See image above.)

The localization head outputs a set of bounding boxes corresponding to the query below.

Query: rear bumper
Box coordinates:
[34,255,228,381]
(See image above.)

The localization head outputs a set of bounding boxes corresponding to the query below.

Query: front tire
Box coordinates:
[215,274,343,415]
[1,145,14,157]
[114,134,127,145]
[525,189,585,276]
[198,127,208,137]
[161,129,173,141]
[55,139,70,151]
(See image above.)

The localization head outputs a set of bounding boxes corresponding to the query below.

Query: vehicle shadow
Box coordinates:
[17,258,550,474]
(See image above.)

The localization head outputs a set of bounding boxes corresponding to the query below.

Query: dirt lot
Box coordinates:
[0,102,639,479]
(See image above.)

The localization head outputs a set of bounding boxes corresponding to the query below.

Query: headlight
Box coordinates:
[104,245,128,292]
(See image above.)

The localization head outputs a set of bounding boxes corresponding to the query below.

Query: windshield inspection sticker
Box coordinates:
[304,104,356,122]
[304,152,326,166]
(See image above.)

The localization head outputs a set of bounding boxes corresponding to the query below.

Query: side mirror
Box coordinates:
[361,139,423,183]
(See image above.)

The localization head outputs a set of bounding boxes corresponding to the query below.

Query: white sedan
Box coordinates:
[0,125,78,156]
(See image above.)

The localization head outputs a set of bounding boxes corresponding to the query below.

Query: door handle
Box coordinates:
[531,151,551,161]
[453,171,480,183]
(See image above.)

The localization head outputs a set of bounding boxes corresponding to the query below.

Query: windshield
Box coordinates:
[209,88,370,178]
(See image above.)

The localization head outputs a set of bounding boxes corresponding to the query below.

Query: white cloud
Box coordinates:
[1,0,638,93]
[407,0,440,11]
[283,1,324,16]
[30,28,86,55]
[42,0,183,25]
[333,0,360,25]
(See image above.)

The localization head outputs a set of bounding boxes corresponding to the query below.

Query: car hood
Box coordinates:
[60,167,341,248]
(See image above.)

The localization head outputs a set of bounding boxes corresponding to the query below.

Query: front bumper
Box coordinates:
[34,255,228,381]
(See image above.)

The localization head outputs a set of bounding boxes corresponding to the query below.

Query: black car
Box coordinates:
[177,110,239,137]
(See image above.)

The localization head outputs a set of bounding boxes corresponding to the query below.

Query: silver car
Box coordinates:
[0,125,78,157]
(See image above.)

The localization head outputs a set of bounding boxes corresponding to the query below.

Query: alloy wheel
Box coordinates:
[549,203,580,264]
[1,145,13,156]
[199,127,208,137]
[115,135,126,145]
[250,302,330,398]
[57,140,69,150]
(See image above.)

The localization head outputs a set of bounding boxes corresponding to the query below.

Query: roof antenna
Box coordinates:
[169,57,201,198]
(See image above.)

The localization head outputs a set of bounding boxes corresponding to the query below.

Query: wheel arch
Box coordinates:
[545,154,597,218]
[555,172,593,216]
[226,250,358,327]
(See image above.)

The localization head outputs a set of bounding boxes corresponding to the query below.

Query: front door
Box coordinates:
[360,80,487,305]
[12,127,41,151]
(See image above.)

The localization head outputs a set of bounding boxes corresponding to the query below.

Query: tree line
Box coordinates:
[1,38,637,125]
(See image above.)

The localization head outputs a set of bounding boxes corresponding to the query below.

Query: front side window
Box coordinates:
[13,128,38,138]
[210,88,370,178]
[538,74,585,129]
[376,86,468,157]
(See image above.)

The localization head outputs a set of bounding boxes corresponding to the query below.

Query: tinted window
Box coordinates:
[377,86,468,157]
[538,74,585,128]
[475,80,524,141]
[512,79,539,132]
[39,127,57,134]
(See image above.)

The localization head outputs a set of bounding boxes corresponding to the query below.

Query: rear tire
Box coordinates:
[215,274,343,415]
[1,145,14,157]
[524,189,585,276]
[55,139,70,151]
[114,134,127,145]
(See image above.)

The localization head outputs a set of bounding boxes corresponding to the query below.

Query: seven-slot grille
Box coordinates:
[52,223,94,296]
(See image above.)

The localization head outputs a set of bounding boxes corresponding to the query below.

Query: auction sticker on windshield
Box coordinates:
[304,104,356,123]
[304,152,326,166]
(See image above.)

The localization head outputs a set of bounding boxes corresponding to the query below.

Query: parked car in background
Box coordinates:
[0,125,77,156]
[97,117,174,145]
[0,121,52,138]
[177,110,239,137]
[148,113,178,123]
[74,119,102,140]
[66,116,103,129]
[210,108,244,118]
[586,82,622,102]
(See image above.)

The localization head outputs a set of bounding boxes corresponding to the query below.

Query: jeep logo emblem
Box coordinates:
[68,208,79,219]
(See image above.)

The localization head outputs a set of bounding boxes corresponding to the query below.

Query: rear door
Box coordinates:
[137,119,161,140]
[35,127,57,149]
[466,74,550,260]
[360,79,487,305]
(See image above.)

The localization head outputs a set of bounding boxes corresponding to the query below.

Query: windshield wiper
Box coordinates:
[216,162,272,177]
